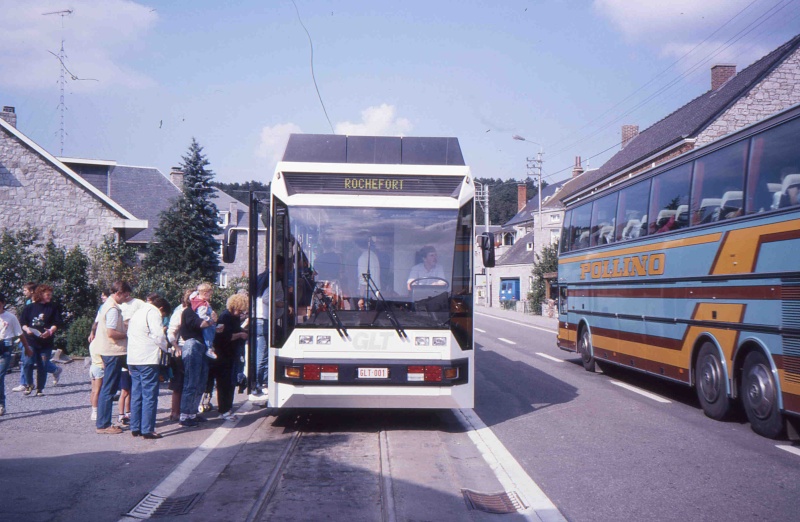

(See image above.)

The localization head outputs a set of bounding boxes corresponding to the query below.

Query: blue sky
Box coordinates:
[1,1,798,184]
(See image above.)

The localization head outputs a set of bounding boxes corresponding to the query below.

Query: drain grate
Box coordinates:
[125,493,201,519]
[462,489,527,514]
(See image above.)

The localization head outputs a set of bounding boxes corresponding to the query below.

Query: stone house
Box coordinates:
[557,33,800,205]
[1,106,266,286]
[0,108,147,249]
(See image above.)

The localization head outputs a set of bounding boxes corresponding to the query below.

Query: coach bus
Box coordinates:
[557,104,800,439]
[267,134,491,409]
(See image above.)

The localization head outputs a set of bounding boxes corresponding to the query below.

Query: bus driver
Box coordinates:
[407,245,446,290]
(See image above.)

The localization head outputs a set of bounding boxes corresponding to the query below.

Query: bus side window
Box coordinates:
[649,163,692,234]
[746,116,800,214]
[569,203,592,251]
[615,179,650,242]
[691,140,746,224]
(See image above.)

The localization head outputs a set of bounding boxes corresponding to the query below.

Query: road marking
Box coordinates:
[119,401,258,521]
[476,312,557,334]
[776,445,800,457]
[498,338,517,345]
[475,328,486,333]
[456,408,566,522]
[610,381,671,403]
[536,352,563,363]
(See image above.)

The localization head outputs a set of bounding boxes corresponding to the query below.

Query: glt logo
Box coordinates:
[352,331,394,351]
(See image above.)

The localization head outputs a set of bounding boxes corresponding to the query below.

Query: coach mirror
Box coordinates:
[222,226,238,263]
[479,232,495,268]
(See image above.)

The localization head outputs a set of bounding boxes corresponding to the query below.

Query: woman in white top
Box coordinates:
[407,245,447,290]
[127,296,170,439]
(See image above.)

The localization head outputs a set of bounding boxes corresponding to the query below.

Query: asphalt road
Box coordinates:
[473,310,800,522]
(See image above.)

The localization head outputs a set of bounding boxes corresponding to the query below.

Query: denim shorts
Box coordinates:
[89,364,104,380]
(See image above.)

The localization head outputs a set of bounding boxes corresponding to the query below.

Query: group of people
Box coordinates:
[90,281,252,437]
[0,278,260,439]
[0,283,63,417]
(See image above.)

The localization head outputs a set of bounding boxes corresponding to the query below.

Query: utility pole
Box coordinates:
[43,9,73,156]
[474,180,490,233]
[513,135,544,230]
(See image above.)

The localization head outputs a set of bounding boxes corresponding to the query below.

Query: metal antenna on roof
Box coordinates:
[43,9,73,156]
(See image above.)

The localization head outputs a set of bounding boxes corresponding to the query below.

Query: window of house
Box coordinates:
[648,163,692,235]
[549,213,561,224]
[218,211,230,227]
[615,179,650,241]
[691,140,747,224]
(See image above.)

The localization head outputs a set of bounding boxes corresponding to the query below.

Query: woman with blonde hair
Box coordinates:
[209,293,249,421]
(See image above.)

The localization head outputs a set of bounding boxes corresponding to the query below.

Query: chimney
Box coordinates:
[711,64,736,90]
[0,106,16,128]
[572,156,584,178]
[170,167,184,188]
[229,202,238,226]
[621,124,639,149]
[517,182,527,212]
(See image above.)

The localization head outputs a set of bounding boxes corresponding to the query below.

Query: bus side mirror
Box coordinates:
[222,227,238,263]
[479,233,495,268]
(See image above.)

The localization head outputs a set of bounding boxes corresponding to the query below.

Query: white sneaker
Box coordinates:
[12,384,26,392]
[0,405,5,416]
[221,411,237,421]
[52,366,63,386]
[90,409,97,421]
[205,348,217,360]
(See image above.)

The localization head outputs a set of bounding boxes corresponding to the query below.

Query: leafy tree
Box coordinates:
[527,242,559,315]
[475,177,544,226]
[143,138,223,300]
[0,226,43,309]
[90,235,138,294]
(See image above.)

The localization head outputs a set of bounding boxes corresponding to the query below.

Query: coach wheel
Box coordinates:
[578,327,595,372]
[694,342,732,420]
[741,351,785,439]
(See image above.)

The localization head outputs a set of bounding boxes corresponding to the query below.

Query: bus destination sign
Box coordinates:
[283,172,463,197]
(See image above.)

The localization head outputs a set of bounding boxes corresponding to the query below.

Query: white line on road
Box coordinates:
[498,338,517,345]
[456,408,567,522]
[776,444,800,457]
[475,328,486,333]
[476,312,557,334]
[610,381,671,403]
[536,352,564,363]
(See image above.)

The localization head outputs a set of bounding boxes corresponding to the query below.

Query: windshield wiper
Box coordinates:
[302,273,349,340]
[362,273,408,340]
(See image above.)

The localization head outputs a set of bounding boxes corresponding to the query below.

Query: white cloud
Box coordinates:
[334,104,412,136]
[256,122,303,164]
[0,0,157,91]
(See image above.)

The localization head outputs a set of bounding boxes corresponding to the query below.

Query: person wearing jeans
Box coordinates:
[178,303,211,427]
[127,296,170,439]
[253,271,269,397]
[20,284,62,396]
[91,281,132,434]
[0,292,30,416]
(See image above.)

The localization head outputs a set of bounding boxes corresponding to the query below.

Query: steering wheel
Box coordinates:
[408,277,450,290]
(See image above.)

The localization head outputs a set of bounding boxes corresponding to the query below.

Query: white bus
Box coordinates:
[267,134,493,409]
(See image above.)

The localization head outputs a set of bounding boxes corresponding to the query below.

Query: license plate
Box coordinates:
[358,367,389,379]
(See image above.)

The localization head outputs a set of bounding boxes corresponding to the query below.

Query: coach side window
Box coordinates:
[560,211,572,253]
[569,203,592,251]
[590,192,618,246]
[746,116,800,214]
[691,140,747,225]
[615,180,650,242]
[648,163,692,235]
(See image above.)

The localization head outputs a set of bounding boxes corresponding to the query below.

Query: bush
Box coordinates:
[66,315,94,357]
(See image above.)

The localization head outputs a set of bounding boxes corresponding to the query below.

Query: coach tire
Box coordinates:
[741,351,785,439]
[578,328,596,372]
[695,342,732,420]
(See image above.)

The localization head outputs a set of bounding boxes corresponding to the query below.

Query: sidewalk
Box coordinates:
[474,304,559,332]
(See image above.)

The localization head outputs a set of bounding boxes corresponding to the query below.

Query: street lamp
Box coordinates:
[512,135,544,230]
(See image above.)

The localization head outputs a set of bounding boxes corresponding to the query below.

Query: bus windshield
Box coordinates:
[276,205,467,330]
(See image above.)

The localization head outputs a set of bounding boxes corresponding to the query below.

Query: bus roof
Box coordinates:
[282,134,465,166]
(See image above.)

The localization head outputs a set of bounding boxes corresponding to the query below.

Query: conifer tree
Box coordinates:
[143,138,222,289]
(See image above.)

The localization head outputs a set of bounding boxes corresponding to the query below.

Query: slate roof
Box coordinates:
[108,165,181,243]
[496,231,536,266]
[557,33,800,204]
[504,179,569,227]
[212,188,252,229]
